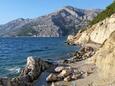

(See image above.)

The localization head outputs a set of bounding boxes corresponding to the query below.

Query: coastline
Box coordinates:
[0,42,95,86]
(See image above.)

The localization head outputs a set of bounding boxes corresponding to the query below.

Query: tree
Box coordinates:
[89,2,115,26]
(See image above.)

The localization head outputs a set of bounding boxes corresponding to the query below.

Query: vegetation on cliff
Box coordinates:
[90,1,115,26]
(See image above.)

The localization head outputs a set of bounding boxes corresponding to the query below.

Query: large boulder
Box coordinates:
[58,68,73,77]
[0,56,52,86]
[20,56,52,81]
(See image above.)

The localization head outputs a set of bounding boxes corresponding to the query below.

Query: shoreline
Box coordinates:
[0,43,96,86]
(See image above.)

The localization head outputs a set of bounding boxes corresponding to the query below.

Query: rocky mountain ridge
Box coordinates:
[0,6,101,37]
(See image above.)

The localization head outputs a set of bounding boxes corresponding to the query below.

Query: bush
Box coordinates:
[89,1,115,26]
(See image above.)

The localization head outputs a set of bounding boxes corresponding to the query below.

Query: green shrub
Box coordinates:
[89,1,115,26]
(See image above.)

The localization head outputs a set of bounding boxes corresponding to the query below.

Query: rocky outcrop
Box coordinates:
[0,6,101,37]
[63,46,95,63]
[67,13,115,45]
[46,66,79,82]
[88,31,115,86]
[0,56,52,86]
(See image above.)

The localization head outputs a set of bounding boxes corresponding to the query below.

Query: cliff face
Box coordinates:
[67,13,115,45]
[92,31,115,85]
[67,13,115,85]
[0,6,101,37]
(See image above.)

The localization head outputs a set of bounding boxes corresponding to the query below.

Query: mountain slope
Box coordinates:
[0,6,101,37]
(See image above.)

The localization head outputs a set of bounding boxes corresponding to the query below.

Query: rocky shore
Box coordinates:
[0,56,52,86]
[0,45,96,86]
[44,46,97,86]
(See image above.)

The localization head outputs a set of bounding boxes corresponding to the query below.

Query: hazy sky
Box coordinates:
[0,0,113,24]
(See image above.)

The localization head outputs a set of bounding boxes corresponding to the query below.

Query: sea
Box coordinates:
[0,37,77,77]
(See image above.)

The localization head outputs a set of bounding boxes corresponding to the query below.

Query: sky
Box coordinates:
[0,0,113,24]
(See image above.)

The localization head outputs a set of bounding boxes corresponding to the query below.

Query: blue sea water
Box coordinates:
[0,37,77,77]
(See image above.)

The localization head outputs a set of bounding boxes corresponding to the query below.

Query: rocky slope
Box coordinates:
[67,12,115,86]
[0,6,101,37]
[67,13,115,45]
[90,31,115,86]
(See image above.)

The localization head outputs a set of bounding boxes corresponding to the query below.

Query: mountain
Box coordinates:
[0,6,101,37]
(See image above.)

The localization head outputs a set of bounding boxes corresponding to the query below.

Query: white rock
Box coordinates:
[71,74,77,80]
[67,35,74,44]
[51,82,55,86]
[55,66,64,73]
[64,76,71,82]
[58,68,73,77]
[27,56,35,70]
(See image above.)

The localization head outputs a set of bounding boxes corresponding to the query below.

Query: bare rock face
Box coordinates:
[67,35,75,45]
[90,31,115,85]
[0,56,52,86]
[20,56,52,81]
[67,13,115,45]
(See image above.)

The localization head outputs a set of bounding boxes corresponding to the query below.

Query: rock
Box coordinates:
[27,56,36,70]
[55,66,65,73]
[0,56,52,86]
[82,72,88,78]
[64,76,71,82]
[71,74,78,80]
[64,46,95,63]
[0,78,11,86]
[51,82,55,86]
[46,73,58,82]
[58,68,73,77]
[67,35,74,45]
[90,31,115,85]
[20,56,52,80]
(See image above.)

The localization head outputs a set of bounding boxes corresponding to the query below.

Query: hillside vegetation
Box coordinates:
[90,1,115,26]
